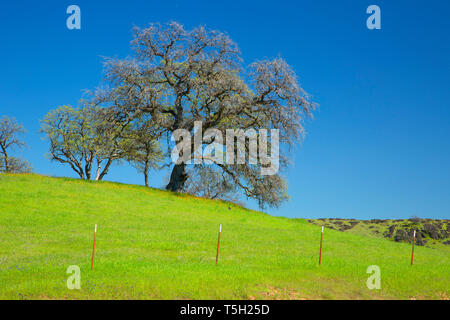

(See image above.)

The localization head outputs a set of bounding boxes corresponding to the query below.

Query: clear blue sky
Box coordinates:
[1,0,449,219]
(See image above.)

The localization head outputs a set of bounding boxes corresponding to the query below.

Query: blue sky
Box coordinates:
[1,0,449,219]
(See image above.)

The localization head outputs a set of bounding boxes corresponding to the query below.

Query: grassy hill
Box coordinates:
[307,218,449,249]
[0,174,448,300]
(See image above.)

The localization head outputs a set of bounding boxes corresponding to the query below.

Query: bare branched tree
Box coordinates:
[126,115,164,187]
[183,165,244,205]
[40,106,129,180]
[0,116,32,173]
[88,22,316,208]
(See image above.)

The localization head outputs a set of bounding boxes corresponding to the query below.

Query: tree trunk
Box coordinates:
[97,158,113,181]
[3,154,9,172]
[95,160,102,180]
[85,155,93,180]
[71,163,84,179]
[0,145,9,172]
[165,163,187,192]
[144,161,149,187]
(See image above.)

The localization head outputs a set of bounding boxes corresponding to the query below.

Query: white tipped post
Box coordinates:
[91,224,97,270]
[411,230,416,266]
[216,224,222,265]
[319,226,324,265]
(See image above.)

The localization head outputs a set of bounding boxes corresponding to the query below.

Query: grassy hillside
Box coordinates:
[0,174,448,300]
[307,218,449,250]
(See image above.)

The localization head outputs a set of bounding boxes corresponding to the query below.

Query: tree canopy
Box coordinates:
[86,22,315,208]
[40,105,130,180]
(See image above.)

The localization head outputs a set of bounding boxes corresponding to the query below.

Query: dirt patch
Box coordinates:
[439,292,449,300]
[257,286,307,300]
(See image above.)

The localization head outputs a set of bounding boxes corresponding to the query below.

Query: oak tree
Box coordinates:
[0,116,32,173]
[41,105,128,180]
[89,22,315,208]
[126,116,163,187]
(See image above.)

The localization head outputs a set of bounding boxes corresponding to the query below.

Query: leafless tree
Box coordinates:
[0,116,32,173]
[125,115,164,187]
[88,22,316,208]
[183,165,242,203]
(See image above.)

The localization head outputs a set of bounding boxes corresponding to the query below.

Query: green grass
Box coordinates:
[307,218,450,250]
[0,174,448,300]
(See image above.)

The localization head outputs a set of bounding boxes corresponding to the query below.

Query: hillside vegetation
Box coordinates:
[307,219,449,249]
[0,174,448,299]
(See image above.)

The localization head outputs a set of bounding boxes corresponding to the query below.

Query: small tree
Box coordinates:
[41,105,128,180]
[0,116,32,173]
[126,117,163,187]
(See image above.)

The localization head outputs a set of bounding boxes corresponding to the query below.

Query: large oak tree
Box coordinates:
[89,22,315,208]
